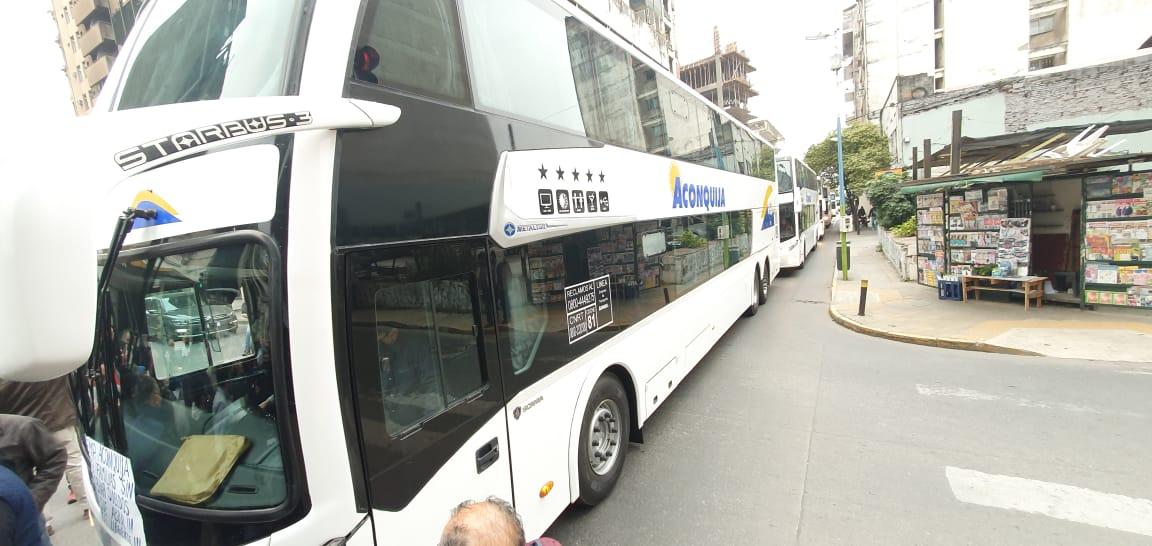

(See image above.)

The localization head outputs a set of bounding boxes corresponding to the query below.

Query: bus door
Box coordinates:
[342,240,512,543]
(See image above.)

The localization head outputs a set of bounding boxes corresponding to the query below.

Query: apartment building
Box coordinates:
[52,0,146,115]
[843,0,1152,121]
[678,28,758,124]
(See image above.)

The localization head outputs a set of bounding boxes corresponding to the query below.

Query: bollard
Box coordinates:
[858,279,868,316]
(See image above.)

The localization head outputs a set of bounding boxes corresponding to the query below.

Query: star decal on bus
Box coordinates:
[556,166,565,180]
[599,171,605,182]
[585,170,593,182]
[539,164,548,179]
[571,167,580,180]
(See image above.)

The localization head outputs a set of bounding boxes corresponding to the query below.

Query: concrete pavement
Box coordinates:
[549,233,1152,545]
[830,229,1152,364]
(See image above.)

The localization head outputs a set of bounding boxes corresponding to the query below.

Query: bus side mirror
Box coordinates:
[0,160,98,380]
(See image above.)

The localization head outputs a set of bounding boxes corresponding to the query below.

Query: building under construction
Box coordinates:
[679,27,758,124]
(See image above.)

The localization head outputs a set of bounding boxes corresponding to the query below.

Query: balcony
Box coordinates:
[85,54,116,86]
[73,0,109,25]
[78,21,114,57]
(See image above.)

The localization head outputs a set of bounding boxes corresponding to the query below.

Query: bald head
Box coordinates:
[438,497,525,546]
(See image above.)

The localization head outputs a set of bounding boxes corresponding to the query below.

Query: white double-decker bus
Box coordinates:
[2,1,783,544]
[775,156,823,268]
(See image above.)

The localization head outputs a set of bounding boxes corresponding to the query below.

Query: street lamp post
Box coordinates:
[836,117,848,280]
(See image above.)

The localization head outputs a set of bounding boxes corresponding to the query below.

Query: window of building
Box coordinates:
[934,38,945,70]
[1030,15,1055,36]
[354,0,471,104]
[933,0,943,30]
[1029,55,1057,71]
[934,76,945,90]
[842,31,854,58]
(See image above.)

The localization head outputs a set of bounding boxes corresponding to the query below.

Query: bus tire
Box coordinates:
[577,374,630,506]
[757,263,770,305]
[744,271,760,317]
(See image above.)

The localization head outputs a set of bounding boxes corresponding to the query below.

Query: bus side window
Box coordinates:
[373,275,485,436]
[352,0,471,104]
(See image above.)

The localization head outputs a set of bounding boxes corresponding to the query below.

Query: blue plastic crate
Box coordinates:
[937,279,963,301]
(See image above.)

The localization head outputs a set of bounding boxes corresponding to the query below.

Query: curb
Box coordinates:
[828,274,1044,357]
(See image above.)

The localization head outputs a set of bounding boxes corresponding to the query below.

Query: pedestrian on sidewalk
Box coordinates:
[0,377,90,526]
[0,413,67,539]
[869,208,878,230]
[857,206,868,231]
[0,464,51,546]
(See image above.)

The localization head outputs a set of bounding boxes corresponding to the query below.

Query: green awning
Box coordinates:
[899,170,1046,194]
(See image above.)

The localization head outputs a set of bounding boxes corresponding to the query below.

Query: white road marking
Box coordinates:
[915,384,1144,417]
[946,466,1152,537]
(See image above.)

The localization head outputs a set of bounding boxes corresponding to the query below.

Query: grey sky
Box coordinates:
[674,0,848,156]
[2,1,845,157]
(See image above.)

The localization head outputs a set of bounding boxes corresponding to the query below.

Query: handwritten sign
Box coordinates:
[564,275,613,343]
[85,437,147,546]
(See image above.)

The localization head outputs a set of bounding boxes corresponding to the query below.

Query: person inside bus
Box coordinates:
[376,324,439,427]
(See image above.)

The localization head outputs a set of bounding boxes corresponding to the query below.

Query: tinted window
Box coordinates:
[777,160,795,193]
[458,0,584,133]
[457,0,762,175]
[117,0,305,110]
[374,275,485,436]
[495,213,751,390]
[355,0,470,103]
[346,241,504,511]
[565,19,646,149]
[780,202,797,241]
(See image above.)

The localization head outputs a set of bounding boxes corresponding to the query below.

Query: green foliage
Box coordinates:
[866,172,915,229]
[891,216,917,237]
[804,122,892,196]
[676,230,706,248]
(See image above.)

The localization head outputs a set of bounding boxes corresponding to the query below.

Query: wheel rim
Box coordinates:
[760,271,769,299]
[588,399,622,475]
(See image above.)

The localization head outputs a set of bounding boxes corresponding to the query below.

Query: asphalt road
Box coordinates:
[547,226,1152,545]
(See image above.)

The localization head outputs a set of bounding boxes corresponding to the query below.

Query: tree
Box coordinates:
[804,122,892,197]
[865,172,915,229]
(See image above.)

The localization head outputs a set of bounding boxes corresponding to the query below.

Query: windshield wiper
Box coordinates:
[96,208,157,295]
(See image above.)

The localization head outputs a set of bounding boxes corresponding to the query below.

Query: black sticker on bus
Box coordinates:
[598,191,610,212]
[586,192,598,213]
[113,111,313,171]
[572,190,585,213]
[538,190,554,215]
[564,275,613,344]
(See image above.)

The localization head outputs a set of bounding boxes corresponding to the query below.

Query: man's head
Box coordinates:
[377,326,400,346]
[438,497,525,546]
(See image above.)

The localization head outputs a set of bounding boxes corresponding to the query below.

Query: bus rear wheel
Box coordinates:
[758,263,770,305]
[744,271,760,317]
[577,374,630,506]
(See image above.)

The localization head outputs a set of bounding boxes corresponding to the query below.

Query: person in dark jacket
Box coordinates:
[0,464,50,546]
[0,377,89,521]
[0,414,67,513]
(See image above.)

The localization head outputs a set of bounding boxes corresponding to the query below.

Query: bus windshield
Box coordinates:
[78,240,288,517]
[115,0,306,110]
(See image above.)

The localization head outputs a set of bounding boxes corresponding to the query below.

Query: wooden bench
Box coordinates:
[961,275,1047,310]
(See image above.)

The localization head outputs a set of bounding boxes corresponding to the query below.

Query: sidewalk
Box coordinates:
[828,231,1152,364]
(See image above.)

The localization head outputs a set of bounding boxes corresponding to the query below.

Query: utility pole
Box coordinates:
[837,116,849,281]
